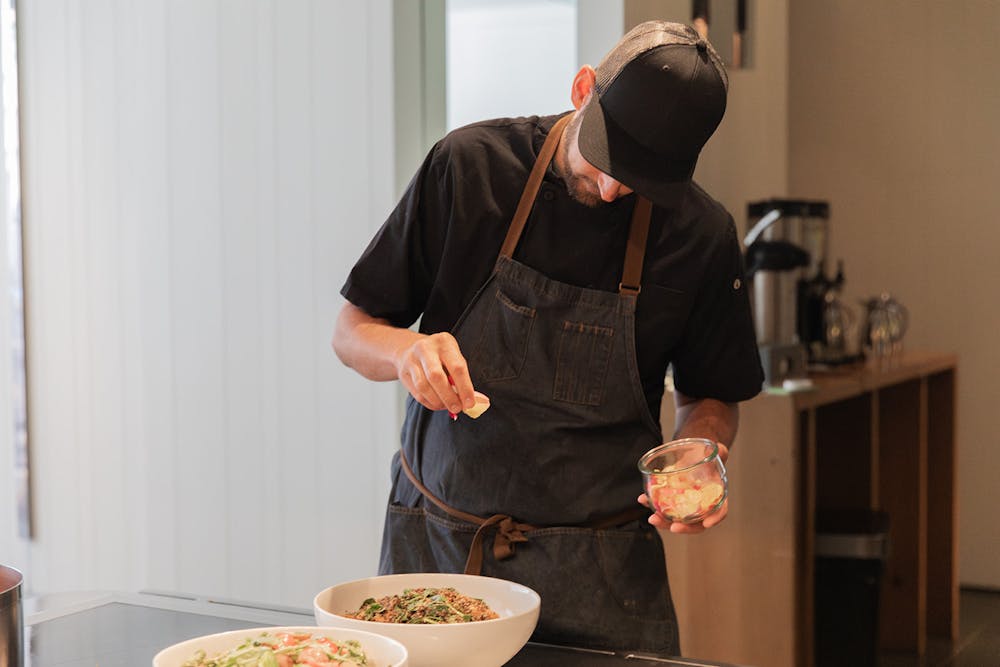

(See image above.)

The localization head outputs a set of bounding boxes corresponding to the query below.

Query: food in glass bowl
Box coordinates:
[638,438,728,523]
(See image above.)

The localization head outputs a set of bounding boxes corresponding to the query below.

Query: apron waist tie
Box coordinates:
[399,449,647,575]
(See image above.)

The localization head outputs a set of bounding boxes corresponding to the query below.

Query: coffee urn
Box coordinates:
[745,199,836,385]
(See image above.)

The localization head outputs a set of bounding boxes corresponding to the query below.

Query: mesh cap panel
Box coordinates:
[594,21,728,95]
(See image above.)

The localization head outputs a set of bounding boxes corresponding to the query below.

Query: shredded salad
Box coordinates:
[346,587,498,624]
[181,631,371,667]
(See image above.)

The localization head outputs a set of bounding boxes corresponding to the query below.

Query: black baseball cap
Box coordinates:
[577,21,729,209]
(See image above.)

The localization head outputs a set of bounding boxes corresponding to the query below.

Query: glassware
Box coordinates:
[861,293,909,358]
[638,438,728,524]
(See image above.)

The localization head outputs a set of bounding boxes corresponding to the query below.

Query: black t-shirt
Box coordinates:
[342,114,763,418]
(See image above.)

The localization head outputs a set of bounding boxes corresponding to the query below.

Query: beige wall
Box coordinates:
[624,0,790,231]
[626,0,999,587]
[689,0,790,235]
[787,1,1000,588]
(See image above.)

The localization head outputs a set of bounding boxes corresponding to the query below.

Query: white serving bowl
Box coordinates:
[152,625,408,667]
[314,573,541,667]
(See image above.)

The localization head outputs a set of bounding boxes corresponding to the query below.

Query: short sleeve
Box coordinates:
[670,215,764,402]
[340,142,451,328]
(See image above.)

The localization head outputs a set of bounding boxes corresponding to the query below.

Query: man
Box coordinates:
[332,21,763,657]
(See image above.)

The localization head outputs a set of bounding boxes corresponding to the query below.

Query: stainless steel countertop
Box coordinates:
[23,591,747,666]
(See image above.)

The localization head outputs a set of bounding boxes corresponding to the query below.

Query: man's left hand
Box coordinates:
[638,493,729,533]
[638,441,730,534]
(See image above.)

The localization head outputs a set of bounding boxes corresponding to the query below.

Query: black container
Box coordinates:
[814,510,889,667]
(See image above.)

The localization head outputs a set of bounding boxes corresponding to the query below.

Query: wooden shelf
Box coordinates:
[659,350,958,667]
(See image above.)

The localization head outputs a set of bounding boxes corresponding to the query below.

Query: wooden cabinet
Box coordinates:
[659,350,958,667]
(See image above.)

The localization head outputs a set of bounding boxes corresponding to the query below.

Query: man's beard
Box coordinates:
[555,114,604,208]
[563,171,604,208]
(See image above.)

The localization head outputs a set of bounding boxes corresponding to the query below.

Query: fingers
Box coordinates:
[418,356,463,416]
[397,332,472,414]
[439,348,475,411]
[638,494,729,533]
[638,493,672,530]
[701,498,729,528]
[400,366,446,411]
[669,521,706,534]
[669,499,729,533]
[638,493,653,516]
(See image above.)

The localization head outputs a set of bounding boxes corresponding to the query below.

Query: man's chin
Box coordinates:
[567,184,604,208]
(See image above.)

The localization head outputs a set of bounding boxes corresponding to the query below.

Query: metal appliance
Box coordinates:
[1,565,23,667]
[745,199,855,384]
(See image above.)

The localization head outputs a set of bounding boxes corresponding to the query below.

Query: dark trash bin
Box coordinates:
[814,509,890,667]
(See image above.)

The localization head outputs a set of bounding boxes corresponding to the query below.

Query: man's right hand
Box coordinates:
[332,301,476,415]
[393,331,475,415]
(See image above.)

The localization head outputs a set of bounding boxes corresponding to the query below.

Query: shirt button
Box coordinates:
[733,278,742,290]
[543,190,555,201]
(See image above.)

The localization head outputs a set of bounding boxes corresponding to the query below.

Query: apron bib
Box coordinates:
[379,114,679,656]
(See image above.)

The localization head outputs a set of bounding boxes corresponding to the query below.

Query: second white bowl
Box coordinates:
[152,625,408,666]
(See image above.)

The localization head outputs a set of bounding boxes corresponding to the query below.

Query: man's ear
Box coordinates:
[571,65,597,110]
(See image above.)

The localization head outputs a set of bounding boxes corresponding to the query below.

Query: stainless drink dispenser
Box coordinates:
[745,199,832,384]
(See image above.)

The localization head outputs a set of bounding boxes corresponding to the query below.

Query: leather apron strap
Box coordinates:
[498,113,653,297]
[399,449,532,576]
[498,114,572,260]
[400,448,645,575]
[619,196,652,296]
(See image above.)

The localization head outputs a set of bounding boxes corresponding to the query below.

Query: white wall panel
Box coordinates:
[217,0,274,604]
[77,0,129,592]
[114,0,158,590]
[0,0,29,579]
[18,0,81,596]
[0,19,11,573]
[5,0,398,608]
[166,0,230,598]
[118,0,175,594]
[272,0,316,607]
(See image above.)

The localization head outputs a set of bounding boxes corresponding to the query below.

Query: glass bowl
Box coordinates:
[638,438,728,524]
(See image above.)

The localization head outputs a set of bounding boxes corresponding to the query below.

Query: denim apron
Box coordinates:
[380,114,679,656]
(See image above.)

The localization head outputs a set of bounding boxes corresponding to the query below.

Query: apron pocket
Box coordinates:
[553,321,614,406]
[470,288,535,382]
[380,503,477,576]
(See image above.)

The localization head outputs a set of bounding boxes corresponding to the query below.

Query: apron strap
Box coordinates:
[398,448,647,576]
[399,449,534,575]
[619,196,652,296]
[498,113,572,260]
[495,113,654,296]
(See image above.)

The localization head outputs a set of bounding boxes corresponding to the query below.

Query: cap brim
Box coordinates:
[576,95,694,210]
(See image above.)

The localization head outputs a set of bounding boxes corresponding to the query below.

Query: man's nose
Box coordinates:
[596,172,632,201]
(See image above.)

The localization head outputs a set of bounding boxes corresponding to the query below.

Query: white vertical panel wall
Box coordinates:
[0,6,19,573]
[6,0,399,608]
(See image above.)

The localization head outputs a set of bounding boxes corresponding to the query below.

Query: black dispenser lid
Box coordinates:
[745,240,810,278]
[747,198,829,219]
